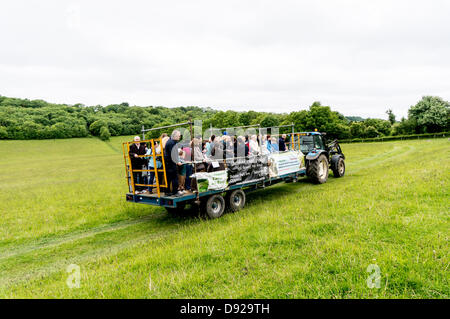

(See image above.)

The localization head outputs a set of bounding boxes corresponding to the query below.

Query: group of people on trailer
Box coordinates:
[129,130,290,196]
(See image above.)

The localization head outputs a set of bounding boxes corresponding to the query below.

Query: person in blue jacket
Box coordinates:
[145,141,163,193]
[268,136,279,153]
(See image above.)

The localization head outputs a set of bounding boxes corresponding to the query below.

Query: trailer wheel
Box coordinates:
[331,155,345,178]
[227,189,246,212]
[307,154,329,184]
[203,195,225,219]
[165,203,186,215]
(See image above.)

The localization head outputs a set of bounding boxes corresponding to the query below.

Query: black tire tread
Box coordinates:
[227,189,246,212]
[306,154,329,184]
[331,155,345,178]
[204,195,225,219]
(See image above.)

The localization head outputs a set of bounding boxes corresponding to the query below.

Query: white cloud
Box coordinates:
[1,0,449,119]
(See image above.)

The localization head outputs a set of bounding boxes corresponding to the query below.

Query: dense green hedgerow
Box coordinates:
[0,95,448,141]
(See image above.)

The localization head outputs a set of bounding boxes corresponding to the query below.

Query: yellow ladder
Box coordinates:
[123,137,168,197]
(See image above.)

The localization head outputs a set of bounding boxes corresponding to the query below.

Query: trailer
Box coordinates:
[123,122,345,218]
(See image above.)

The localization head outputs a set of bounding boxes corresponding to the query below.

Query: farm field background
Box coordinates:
[0,137,448,298]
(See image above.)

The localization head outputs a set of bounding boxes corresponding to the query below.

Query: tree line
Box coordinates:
[0,95,448,141]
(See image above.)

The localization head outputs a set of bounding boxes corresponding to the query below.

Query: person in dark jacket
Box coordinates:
[129,136,148,193]
[279,134,287,151]
[164,130,183,196]
[224,135,234,160]
[210,137,224,160]
[234,136,249,158]
[209,136,225,172]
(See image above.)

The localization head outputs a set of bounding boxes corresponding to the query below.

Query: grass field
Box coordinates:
[0,137,448,298]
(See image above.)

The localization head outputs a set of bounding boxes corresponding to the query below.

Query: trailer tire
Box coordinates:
[331,155,345,178]
[227,189,246,212]
[203,194,225,219]
[307,154,329,184]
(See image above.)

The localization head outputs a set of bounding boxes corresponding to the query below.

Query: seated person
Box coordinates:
[279,134,287,151]
[260,135,270,155]
[249,135,260,156]
[205,135,215,157]
[268,136,279,153]
[192,138,207,171]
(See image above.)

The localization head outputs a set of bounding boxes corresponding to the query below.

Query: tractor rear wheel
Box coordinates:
[203,194,225,219]
[227,189,246,212]
[331,155,345,178]
[307,154,329,184]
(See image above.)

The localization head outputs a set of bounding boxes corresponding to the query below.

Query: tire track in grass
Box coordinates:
[0,213,166,261]
[347,144,417,174]
[348,145,401,166]
[0,226,178,289]
[0,213,197,289]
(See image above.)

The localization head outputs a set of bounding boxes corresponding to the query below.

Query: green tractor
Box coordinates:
[297,132,346,184]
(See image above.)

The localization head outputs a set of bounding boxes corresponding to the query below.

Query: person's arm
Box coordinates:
[129,145,138,158]
[169,142,181,165]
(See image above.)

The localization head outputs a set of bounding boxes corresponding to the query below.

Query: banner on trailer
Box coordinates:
[268,151,305,177]
[227,155,269,186]
[192,170,228,192]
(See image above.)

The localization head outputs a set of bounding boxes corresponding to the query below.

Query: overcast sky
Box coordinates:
[1,0,449,119]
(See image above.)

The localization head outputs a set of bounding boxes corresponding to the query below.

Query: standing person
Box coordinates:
[129,136,148,194]
[208,136,225,171]
[182,144,193,193]
[164,130,183,196]
[279,134,287,152]
[224,135,234,160]
[177,150,187,193]
[234,136,249,157]
[210,136,223,160]
[145,141,163,194]
[161,135,169,148]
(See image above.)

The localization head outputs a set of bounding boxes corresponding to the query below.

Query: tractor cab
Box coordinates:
[297,132,326,155]
[288,131,345,184]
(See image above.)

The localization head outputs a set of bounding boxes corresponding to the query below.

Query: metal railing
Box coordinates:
[123,137,168,197]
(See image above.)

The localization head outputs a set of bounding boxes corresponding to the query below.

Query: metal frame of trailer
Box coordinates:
[126,168,306,208]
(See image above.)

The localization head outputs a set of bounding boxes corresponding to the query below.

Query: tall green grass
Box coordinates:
[0,137,448,298]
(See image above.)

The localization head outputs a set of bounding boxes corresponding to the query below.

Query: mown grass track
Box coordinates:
[0,137,448,298]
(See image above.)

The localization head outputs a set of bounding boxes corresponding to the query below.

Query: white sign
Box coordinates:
[268,151,304,177]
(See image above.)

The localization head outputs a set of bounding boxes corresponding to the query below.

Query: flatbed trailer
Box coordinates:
[123,122,345,218]
[126,168,306,208]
